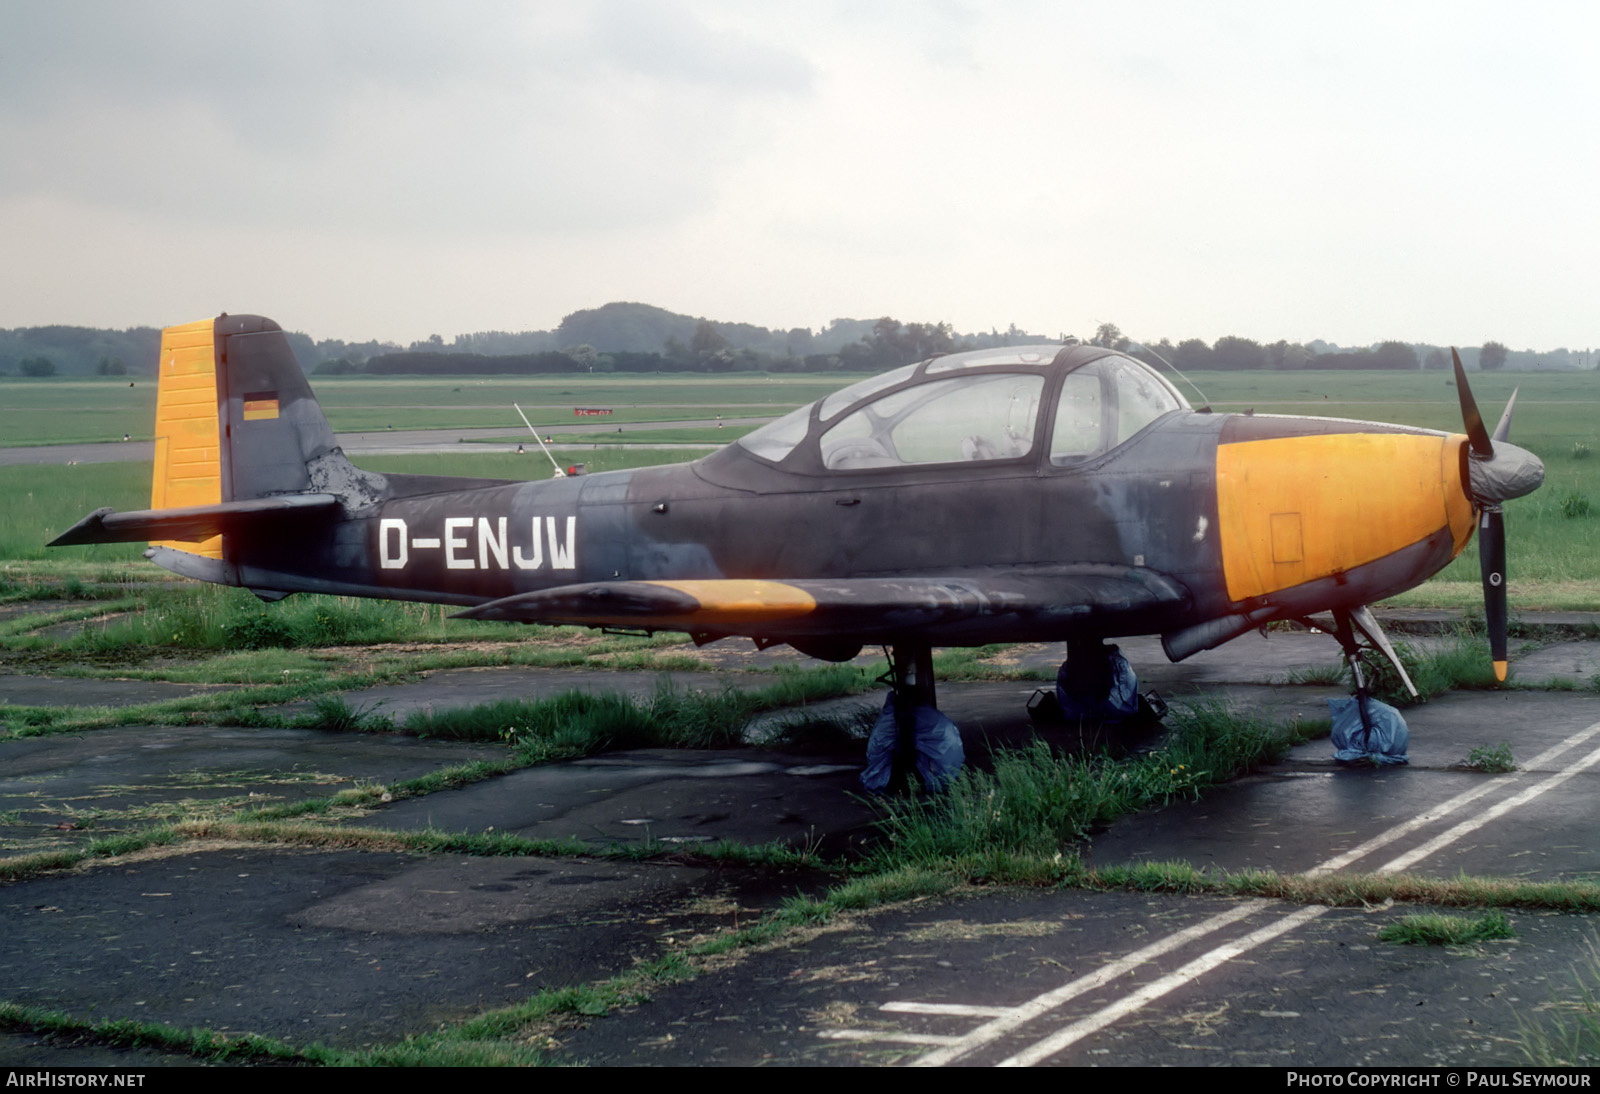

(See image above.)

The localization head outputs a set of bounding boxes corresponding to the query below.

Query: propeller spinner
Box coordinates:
[1451,349,1545,680]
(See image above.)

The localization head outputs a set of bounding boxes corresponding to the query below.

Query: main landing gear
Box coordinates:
[1028,638,1167,743]
[860,644,964,794]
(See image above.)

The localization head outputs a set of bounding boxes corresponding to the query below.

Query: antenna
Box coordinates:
[514,403,566,477]
[1125,341,1210,411]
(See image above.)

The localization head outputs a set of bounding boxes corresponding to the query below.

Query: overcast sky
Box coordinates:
[1,1,1595,349]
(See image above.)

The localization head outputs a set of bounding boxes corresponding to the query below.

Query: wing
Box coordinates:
[453,566,1191,646]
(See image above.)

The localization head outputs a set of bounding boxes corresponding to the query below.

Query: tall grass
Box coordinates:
[404,665,868,760]
[1522,942,1600,1066]
[1353,635,1504,706]
[870,703,1314,871]
[0,463,149,562]
[17,583,517,653]
[1377,910,1515,945]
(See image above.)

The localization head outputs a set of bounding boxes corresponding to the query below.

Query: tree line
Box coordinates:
[0,302,1584,378]
[1089,322,1523,373]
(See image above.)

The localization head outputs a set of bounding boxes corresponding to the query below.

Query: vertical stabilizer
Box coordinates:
[215,314,342,502]
[147,314,355,568]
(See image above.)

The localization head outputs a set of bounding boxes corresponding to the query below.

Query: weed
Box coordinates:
[1354,635,1502,706]
[1574,442,1593,461]
[1377,910,1515,946]
[1285,663,1346,687]
[1520,942,1600,1066]
[0,1002,333,1065]
[1561,491,1592,519]
[405,667,866,757]
[222,610,299,649]
[869,703,1310,871]
[1464,742,1516,773]
[762,707,876,748]
[301,695,394,734]
[1092,859,1209,893]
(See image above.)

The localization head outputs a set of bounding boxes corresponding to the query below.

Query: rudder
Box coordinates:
[150,318,225,558]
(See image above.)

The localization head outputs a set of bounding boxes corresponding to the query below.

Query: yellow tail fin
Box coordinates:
[150,318,224,560]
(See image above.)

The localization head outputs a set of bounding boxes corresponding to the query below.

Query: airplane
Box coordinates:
[51,315,1544,775]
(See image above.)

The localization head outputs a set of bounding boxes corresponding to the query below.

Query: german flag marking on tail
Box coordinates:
[242,392,280,421]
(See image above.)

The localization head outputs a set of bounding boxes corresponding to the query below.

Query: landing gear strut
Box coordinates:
[1030,638,1164,730]
[860,643,964,793]
[888,644,936,789]
[1320,606,1414,765]
[1328,609,1378,753]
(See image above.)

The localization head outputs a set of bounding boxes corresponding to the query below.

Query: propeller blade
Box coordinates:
[1452,348,1494,458]
[1492,387,1520,444]
[1479,507,1508,681]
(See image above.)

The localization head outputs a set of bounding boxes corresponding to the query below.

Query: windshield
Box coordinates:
[821,373,1044,469]
[736,403,812,462]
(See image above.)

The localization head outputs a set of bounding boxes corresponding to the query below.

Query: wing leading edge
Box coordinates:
[453,567,1191,646]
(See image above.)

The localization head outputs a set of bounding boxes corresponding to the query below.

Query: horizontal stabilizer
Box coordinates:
[49,494,341,547]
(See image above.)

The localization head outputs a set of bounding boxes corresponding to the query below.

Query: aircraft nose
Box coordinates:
[1468,440,1545,505]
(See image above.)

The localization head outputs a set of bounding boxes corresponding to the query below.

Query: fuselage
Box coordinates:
[218,344,1476,650]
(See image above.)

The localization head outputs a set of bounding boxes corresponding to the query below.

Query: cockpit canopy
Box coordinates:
[735,344,1188,473]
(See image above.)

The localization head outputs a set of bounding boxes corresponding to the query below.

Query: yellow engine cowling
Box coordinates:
[1216,431,1473,604]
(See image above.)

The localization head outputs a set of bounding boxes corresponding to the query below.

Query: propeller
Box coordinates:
[1451,349,1544,681]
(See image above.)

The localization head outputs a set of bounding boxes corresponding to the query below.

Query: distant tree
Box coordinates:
[1480,341,1509,371]
[1171,338,1212,371]
[1093,322,1124,349]
[663,334,690,365]
[1123,338,1170,369]
[95,355,127,376]
[1371,341,1420,370]
[564,344,600,370]
[1423,348,1449,371]
[1317,348,1376,369]
[19,356,55,377]
[1265,339,1313,370]
[837,339,879,370]
[690,321,729,359]
[1212,336,1266,371]
[903,321,954,361]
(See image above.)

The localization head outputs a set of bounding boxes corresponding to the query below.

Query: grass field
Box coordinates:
[0,449,700,563]
[0,374,843,445]
[4,366,1598,605]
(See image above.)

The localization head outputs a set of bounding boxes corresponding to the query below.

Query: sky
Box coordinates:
[1,1,1596,350]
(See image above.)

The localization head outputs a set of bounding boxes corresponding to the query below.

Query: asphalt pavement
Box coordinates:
[4,625,1600,1066]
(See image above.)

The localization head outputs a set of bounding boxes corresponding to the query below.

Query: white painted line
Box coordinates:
[1379,740,1600,875]
[881,1002,1012,1017]
[817,1030,962,1045]
[910,900,1270,1067]
[905,718,1600,1067]
[1308,719,1600,876]
[997,904,1329,1067]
